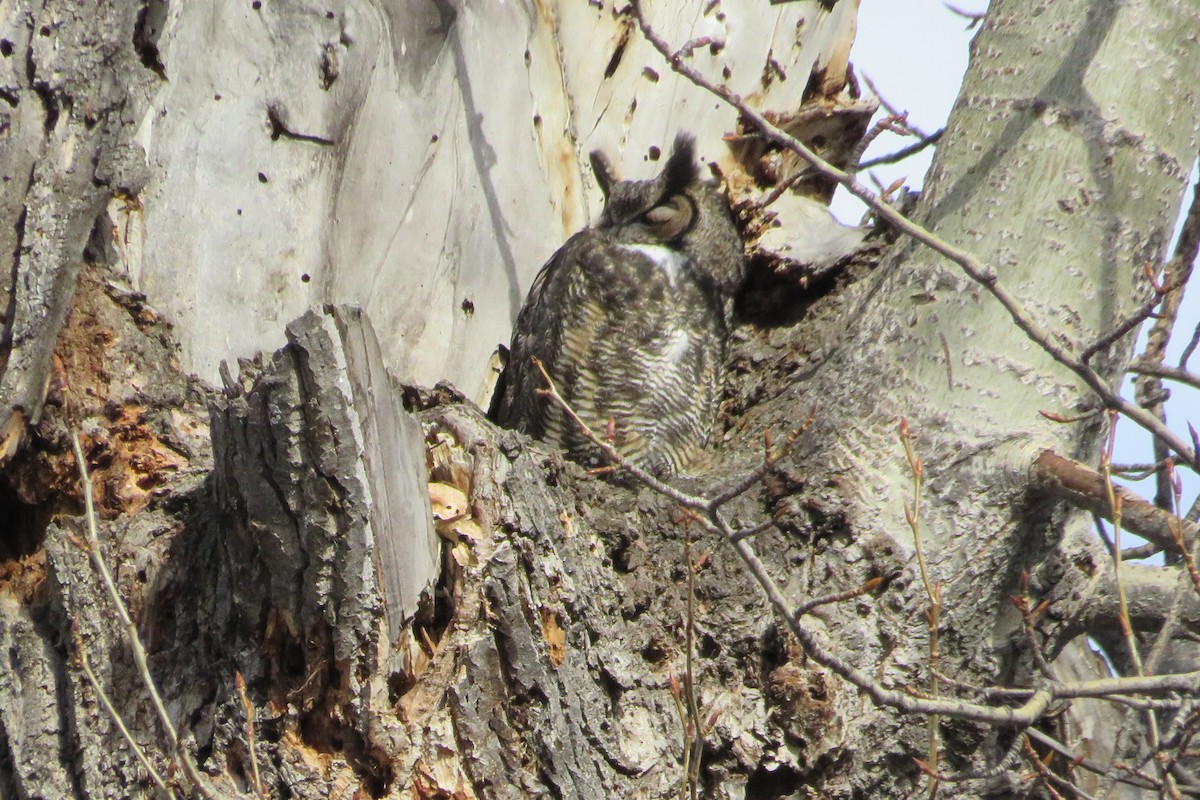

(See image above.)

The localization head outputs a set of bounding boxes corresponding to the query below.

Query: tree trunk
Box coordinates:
[3,0,1200,798]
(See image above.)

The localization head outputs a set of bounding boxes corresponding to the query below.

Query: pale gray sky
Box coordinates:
[830,0,980,222]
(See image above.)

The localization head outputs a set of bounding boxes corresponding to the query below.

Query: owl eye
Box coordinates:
[641,195,695,239]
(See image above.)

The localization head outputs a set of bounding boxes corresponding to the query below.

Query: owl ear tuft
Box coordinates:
[590,150,619,198]
[663,133,698,196]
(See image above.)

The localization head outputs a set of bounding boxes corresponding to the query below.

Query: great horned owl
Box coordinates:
[495,133,745,476]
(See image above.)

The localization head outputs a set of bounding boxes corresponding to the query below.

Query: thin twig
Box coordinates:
[1130,362,1200,393]
[1136,172,1200,374]
[1021,736,1096,800]
[728,517,778,543]
[630,0,1200,472]
[1167,491,1200,599]
[683,534,702,800]
[848,112,914,176]
[1119,541,1164,561]
[1012,573,1055,681]
[861,73,932,139]
[899,418,942,793]
[858,130,944,170]
[667,672,690,800]
[1131,174,1200,514]
[1026,728,1197,796]
[532,363,1200,729]
[72,434,224,800]
[914,731,1023,783]
[1097,416,1176,797]
[1162,698,1200,754]
[1181,321,1200,369]
[751,168,814,211]
[944,3,987,26]
[710,420,813,508]
[1080,274,1175,363]
[1109,460,1173,480]
[235,673,265,799]
[792,577,884,618]
[71,623,177,798]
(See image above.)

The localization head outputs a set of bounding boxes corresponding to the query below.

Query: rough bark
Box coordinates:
[192,294,887,798]
[2,0,1200,798]
[0,0,157,459]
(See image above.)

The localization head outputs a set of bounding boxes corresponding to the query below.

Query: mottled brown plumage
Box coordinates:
[496,134,745,475]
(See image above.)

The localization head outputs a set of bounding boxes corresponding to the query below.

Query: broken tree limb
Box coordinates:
[209,304,439,743]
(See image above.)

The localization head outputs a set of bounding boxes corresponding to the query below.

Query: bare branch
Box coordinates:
[749,167,813,211]
[848,112,914,176]
[1119,541,1165,561]
[1013,577,1056,681]
[1130,171,1200,513]
[1021,735,1098,800]
[944,3,987,26]
[235,673,265,799]
[710,422,811,508]
[860,73,932,139]
[1130,361,1200,393]
[1181,320,1200,369]
[1096,563,1200,797]
[1110,460,1174,480]
[1096,421,1165,788]
[1026,728,1195,796]
[916,731,1023,783]
[72,434,227,800]
[629,0,1200,471]
[1080,274,1173,364]
[1134,172,1200,373]
[1032,450,1199,552]
[792,577,884,617]
[857,129,944,171]
[533,359,1200,730]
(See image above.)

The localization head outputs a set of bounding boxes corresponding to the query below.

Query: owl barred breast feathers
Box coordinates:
[496,133,746,476]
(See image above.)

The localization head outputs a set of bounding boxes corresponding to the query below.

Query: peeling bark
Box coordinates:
[2,0,1200,798]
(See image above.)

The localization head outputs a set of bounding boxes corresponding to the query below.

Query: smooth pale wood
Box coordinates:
[330,304,440,638]
[121,0,859,398]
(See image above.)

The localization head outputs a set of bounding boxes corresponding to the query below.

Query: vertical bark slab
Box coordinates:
[0,1,157,460]
[333,305,440,641]
[210,304,438,741]
[0,594,76,799]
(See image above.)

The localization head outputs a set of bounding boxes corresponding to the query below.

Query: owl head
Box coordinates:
[588,134,745,296]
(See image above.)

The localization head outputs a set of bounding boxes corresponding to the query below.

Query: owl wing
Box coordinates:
[496,230,607,443]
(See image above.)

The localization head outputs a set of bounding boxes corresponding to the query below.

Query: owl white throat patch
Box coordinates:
[620,243,689,287]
